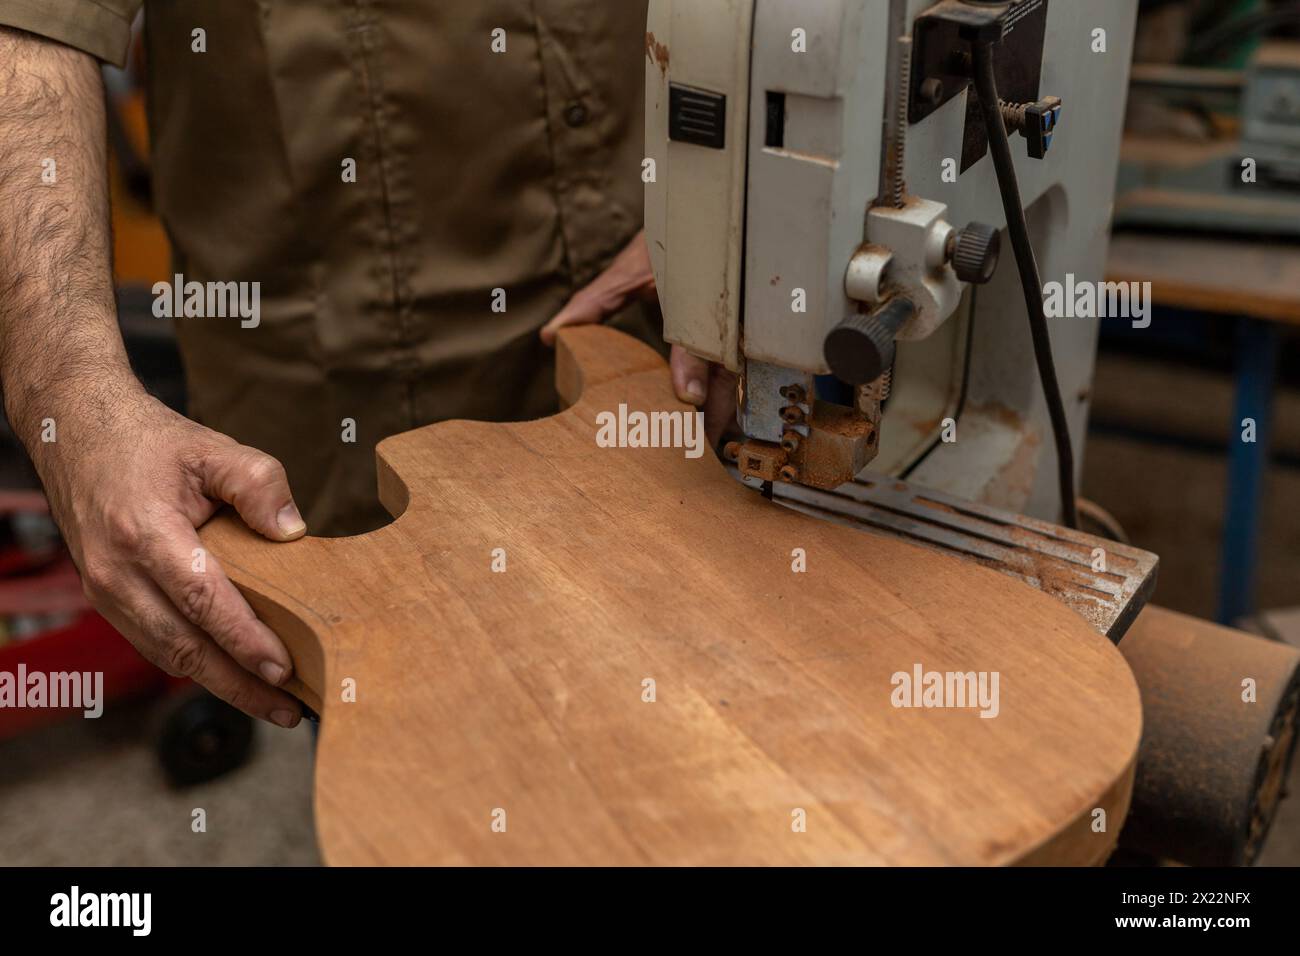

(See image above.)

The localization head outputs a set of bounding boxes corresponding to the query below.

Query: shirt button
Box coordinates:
[564,102,589,127]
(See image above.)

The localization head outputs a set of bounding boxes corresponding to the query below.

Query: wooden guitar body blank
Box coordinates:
[200,326,1142,865]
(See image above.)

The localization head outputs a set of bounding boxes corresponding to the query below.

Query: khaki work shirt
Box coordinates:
[1,0,661,534]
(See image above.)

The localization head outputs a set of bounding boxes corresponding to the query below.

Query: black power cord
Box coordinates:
[971,39,1079,529]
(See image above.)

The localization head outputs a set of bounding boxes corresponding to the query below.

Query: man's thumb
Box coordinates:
[199,444,306,541]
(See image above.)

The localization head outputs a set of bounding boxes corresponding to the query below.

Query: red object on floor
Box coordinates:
[0,494,175,742]
[0,609,169,740]
[0,554,84,616]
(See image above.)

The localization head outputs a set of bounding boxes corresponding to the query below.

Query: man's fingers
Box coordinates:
[670,347,738,445]
[92,573,302,726]
[197,443,305,542]
[540,231,657,347]
[138,514,295,688]
[539,294,603,347]
[158,628,302,727]
[670,345,711,406]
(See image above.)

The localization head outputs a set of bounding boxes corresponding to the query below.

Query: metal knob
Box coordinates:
[823,297,916,387]
[949,221,1001,285]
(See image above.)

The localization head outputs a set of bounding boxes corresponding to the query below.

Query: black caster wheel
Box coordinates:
[156,688,256,786]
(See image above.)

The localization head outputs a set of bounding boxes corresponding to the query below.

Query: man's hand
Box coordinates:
[539,230,738,445]
[38,386,308,727]
[0,28,302,726]
[666,345,739,450]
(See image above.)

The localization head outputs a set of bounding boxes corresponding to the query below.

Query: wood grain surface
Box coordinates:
[1108,232,1300,326]
[199,326,1142,865]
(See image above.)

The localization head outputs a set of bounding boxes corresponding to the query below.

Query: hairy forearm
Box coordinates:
[0,26,143,462]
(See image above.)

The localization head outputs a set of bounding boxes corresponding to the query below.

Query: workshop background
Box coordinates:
[1,0,1298,866]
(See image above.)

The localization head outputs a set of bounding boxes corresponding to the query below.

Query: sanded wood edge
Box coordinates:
[374,448,410,521]
[1013,755,1137,866]
[238,585,327,716]
[555,325,668,409]
[199,513,335,714]
[372,325,672,517]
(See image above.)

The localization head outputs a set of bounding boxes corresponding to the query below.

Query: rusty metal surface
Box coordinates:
[728,399,879,491]
[749,470,1159,642]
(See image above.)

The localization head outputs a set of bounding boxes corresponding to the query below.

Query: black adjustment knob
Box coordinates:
[950,222,1001,285]
[824,298,916,387]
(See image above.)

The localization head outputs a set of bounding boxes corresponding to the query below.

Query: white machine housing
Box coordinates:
[645,0,1138,520]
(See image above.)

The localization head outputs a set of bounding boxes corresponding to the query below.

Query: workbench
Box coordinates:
[1106,231,1300,624]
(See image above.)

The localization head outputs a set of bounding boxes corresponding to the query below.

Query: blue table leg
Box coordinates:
[1217,318,1280,625]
